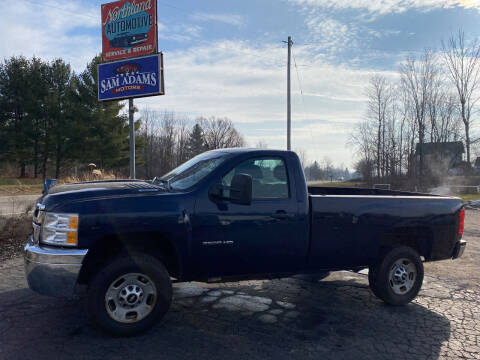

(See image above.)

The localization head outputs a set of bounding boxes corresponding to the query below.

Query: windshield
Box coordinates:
[159,151,229,190]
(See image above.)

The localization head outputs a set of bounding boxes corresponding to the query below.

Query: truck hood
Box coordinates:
[40,180,165,210]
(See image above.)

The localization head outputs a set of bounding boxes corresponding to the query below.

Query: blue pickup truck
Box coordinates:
[24,149,466,335]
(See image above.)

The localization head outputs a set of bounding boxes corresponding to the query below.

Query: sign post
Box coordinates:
[129,98,135,178]
[100,0,162,179]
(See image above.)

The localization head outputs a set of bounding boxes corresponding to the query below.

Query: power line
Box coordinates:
[291,46,315,148]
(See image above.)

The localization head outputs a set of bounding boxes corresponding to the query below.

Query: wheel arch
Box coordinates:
[78,232,182,285]
[376,226,434,261]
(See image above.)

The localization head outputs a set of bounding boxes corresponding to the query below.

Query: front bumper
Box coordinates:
[452,240,467,259]
[24,236,88,297]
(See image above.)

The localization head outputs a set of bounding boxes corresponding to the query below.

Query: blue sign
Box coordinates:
[98,53,164,101]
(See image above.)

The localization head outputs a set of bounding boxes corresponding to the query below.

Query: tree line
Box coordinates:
[138,110,244,179]
[0,55,245,179]
[349,30,480,188]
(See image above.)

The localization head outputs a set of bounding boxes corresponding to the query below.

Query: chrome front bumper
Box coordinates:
[24,236,88,297]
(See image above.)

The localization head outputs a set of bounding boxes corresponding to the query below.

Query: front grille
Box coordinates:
[33,203,45,224]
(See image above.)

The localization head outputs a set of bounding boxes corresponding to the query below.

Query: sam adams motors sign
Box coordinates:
[101,0,157,61]
[98,53,164,101]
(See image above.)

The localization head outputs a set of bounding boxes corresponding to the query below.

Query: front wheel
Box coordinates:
[368,246,424,306]
[87,254,172,336]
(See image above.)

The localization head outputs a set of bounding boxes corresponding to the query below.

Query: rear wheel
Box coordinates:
[87,254,172,336]
[368,246,423,306]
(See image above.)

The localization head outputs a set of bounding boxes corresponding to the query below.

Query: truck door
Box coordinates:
[193,156,308,277]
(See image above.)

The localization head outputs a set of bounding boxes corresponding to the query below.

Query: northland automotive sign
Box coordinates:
[98,54,164,101]
[101,0,157,61]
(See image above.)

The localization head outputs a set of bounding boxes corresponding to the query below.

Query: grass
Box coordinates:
[0,178,43,195]
[457,194,480,202]
[0,185,43,195]
[0,171,118,196]
[0,178,43,186]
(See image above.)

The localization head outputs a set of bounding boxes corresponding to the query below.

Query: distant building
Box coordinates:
[475,157,480,168]
[415,141,465,175]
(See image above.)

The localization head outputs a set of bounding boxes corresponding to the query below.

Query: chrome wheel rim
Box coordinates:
[388,258,417,295]
[105,273,157,323]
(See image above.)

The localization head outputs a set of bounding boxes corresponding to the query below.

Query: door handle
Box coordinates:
[272,210,289,219]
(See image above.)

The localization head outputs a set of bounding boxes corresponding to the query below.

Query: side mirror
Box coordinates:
[230,173,252,205]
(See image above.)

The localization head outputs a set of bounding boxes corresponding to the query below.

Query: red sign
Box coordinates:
[101,0,157,61]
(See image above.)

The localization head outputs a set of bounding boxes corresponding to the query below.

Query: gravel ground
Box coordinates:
[0,214,31,261]
[0,211,478,359]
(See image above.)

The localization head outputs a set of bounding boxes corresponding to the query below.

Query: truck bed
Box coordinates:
[307,187,463,270]
[308,186,432,197]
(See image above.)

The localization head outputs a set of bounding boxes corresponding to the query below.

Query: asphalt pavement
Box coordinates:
[0,208,479,359]
[0,257,479,359]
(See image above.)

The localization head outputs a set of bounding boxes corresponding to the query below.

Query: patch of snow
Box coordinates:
[276,301,296,309]
[212,294,271,312]
[258,314,277,324]
[174,283,207,299]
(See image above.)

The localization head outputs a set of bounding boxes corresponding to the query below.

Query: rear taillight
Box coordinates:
[459,208,465,235]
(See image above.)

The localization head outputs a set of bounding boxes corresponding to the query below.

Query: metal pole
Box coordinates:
[287,36,292,151]
[129,98,135,179]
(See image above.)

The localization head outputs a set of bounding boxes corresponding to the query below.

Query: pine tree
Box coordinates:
[73,55,134,171]
[0,56,36,177]
[186,123,206,159]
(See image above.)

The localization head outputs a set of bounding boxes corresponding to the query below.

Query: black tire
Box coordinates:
[368,265,381,298]
[368,246,424,306]
[87,254,172,336]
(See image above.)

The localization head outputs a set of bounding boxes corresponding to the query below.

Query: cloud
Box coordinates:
[304,17,359,55]
[0,1,204,70]
[0,0,99,71]
[191,12,245,26]
[290,0,480,18]
[134,40,385,166]
[0,2,397,167]
[158,23,202,42]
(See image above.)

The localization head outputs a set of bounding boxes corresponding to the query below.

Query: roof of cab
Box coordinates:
[208,148,293,155]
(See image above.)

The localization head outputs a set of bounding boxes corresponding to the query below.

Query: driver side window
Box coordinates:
[222,157,289,200]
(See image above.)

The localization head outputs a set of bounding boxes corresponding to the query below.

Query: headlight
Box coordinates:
[41,212,79,247]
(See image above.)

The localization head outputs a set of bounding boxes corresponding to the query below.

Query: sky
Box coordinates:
[2,0,480,168]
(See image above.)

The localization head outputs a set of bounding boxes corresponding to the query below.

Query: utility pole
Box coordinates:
[287,36,292,150]
[129,98,135,179]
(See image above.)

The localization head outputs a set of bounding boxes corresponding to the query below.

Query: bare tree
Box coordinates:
[365,74,391,178]
[442,30,480,165]
[255,140,268,149]
[198,116,245,149]
[400,50,438,186]
[175,117,190,166]
[294,148,307,169]
[139,110,189,177]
